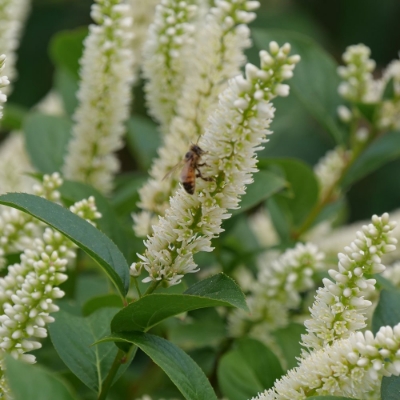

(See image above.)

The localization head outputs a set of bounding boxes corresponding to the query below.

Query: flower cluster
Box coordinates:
[337,44,378,103]
[135,0,260,233]
[253,323,400,399]
[0,54,9,120]
[70,196,102,224]
[337,45,400,131]
[314,146,351,199]
[378,58,400,130]
[308,208,400,265]
[229,243,325,338]
[0,192,101,393]
[0,173,63,270]
[142,0,199,130]
[63,0,135,194]
[0,0,30,94]
[302,213,397,353]
[131,43,300,286]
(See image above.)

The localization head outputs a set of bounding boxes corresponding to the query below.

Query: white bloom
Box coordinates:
[378,99,400,130]
[0,0,30,94]
[254,324,400,399]
[0,54,9,120]
[0,192,101,385]
[337,44,381,103]
[142,0,199,129]
[132,44,300,286]
[309,208,400,265]
[63,0,135,194]
[229,243,325,337]
[302,213,397,353]
[0,132,35,197]
[69,196,102,224]
[377,59,400,130]
[0,173,63,269]
[383,59,400,96]
[314,146,351,199]
[337,105,352,122]
[135,0,260,234]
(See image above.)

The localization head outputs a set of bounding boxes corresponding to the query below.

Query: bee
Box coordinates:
[164,144,213,195]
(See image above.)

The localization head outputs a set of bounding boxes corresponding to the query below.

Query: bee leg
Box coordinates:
[197,162,209,167]
[196,169,214,182]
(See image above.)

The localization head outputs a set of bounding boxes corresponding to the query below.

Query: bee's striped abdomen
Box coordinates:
[183,180,195,194]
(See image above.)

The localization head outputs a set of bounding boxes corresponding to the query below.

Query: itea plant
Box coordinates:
[1,1,400,400]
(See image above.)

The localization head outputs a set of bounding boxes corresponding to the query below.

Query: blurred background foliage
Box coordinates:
[6,0,400,223]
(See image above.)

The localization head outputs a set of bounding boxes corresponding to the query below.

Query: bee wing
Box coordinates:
[162,160,185,181]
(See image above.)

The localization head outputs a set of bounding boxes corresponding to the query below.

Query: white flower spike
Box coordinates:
[132,44,300,286]
[302,213,397,353]
[63,0,135,194]
[253,323,400,399]
[135,0,260,233]
[0,0,30,94]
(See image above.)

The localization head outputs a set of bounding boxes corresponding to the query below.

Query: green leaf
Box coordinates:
[111,273,247,333]
[382,376,400,400]
[231,170,286,216]
[375,275,398,292]
[169,308,226,349]
[98,332,218,400]
[5,355,77,400]
[59,179,131,259]
[126,116,161,171]
[383,77,396,100]
[0,193,130,296]
[272,322,306,370]
[372,289,400,334]
[2,103,28,130]
[82,294,123,316]
[218,338,284,400]
[48,308,131,393]
[260,158,319,228]
[23,112,72,174]
[49,28,87,80]
[111,173,147,216]
[355,102,378,124]
[54,68,79,116]
[253,29,346,144]
[342,131,400,187]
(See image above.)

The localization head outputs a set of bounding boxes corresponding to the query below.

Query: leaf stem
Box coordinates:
[143,280,161,296]
[98,349,126,400]
[132,276,142,298]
